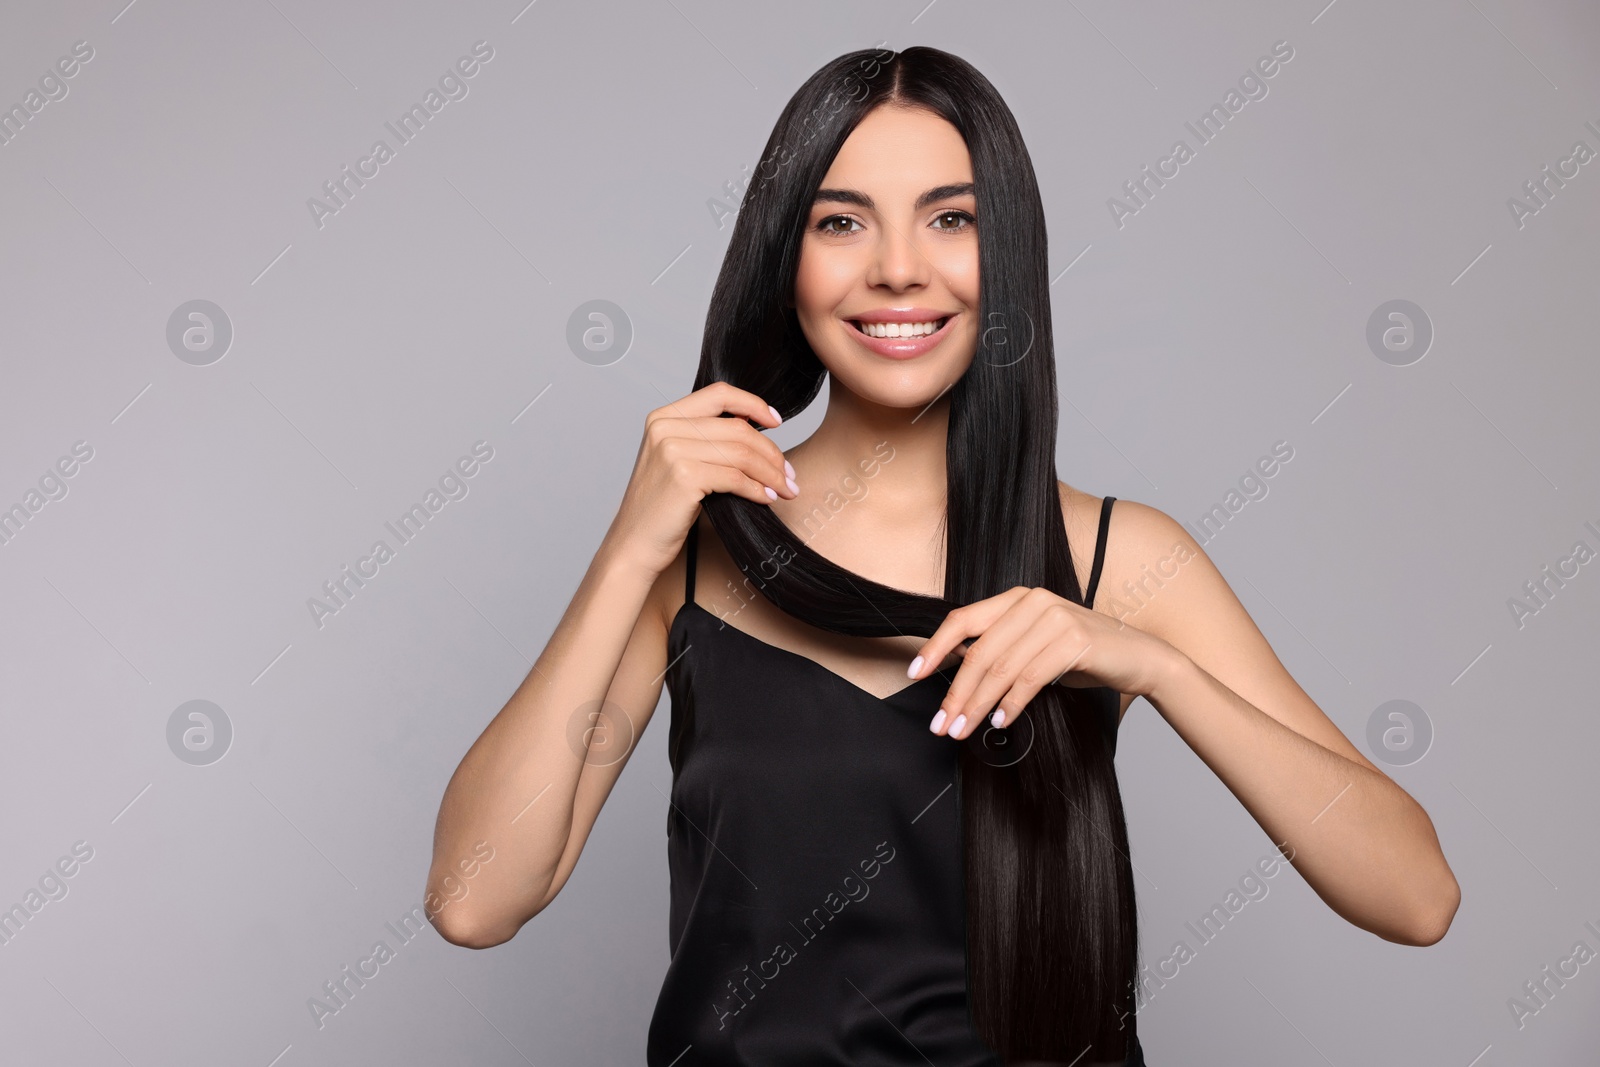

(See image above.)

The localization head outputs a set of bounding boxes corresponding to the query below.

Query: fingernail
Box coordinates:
[990,709,1005,728]
[785,476,799,495]
[764,486,778,501]
[768,405,782,425]
[949,713,967,737]
[784,459,795,480]
[929,709,946,733]
[906,655,924,680]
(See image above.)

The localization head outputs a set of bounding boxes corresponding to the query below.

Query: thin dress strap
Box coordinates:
[684,517,699,604]
[1084,495,1116,609]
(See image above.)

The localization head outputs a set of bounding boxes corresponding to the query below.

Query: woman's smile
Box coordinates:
[844,308,960,359]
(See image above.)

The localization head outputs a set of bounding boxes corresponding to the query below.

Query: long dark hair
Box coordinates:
[692,45,1139,1061]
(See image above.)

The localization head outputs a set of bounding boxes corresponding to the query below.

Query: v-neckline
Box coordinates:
[670,600,949,705]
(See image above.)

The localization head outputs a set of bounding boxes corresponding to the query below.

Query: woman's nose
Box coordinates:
[865,221,932,290]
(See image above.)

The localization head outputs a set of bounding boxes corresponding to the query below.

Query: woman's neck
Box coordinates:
[775,377,951,588]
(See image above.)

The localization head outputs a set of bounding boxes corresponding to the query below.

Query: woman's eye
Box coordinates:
[817,215,862,235]
[932,210,975,231]
[814,211,972,235]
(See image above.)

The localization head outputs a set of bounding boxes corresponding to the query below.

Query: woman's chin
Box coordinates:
[824,364,965,413]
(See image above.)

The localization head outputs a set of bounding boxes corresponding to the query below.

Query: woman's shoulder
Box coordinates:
[1055,480,1189,543]
[1055,481,1197,610]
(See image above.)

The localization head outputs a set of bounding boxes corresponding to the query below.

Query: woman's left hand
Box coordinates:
[908,586,1184,739]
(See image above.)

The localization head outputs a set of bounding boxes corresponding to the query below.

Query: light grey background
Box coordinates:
[2,0,1596,1064]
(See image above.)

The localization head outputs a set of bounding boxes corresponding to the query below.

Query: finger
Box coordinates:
[655,415,797,499]
[703,460,788,507]
[922,588,1035,737]
[671,437,794,506]
[696,417,798,498]
[909,586,1029,692]
[938,592,1063,738]
[957,611,1069,738]
[919,626,988,743]
[716,418,798,498]
[653,380,783,431]
[986,637,1096,733]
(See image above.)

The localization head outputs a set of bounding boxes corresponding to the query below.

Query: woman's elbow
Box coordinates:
[427,883,550,949]
[1393,871,1462,947]
[430,903,520,949]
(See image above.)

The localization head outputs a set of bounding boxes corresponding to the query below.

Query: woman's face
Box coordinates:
[792,104,980,407]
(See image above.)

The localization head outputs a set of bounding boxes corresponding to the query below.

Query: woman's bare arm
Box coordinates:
[425,383,795,948]
[425,536,669,948]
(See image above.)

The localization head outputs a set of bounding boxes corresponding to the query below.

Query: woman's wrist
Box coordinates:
[1145,643,1198,706]
[594,534,661,595]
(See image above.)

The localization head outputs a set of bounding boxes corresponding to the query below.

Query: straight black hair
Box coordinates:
[692,45,1139,1061]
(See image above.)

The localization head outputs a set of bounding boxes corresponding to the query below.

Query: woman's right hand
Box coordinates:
[606,381,800,580]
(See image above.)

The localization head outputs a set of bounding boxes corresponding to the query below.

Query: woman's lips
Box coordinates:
[845,314,957,360]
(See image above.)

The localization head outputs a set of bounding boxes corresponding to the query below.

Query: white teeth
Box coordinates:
[855,318,946,338]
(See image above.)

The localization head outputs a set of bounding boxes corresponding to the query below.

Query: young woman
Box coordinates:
[426,45,1459,1066]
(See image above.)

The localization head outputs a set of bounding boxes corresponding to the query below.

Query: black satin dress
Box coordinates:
[647,498,1147,1066]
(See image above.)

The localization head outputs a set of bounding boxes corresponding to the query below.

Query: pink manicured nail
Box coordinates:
[764,486,778,501]
[768,405,782,424]
[929,709,946,733]
[991,710,1005,728]
[949,713,967,737]
[907,655,924,680]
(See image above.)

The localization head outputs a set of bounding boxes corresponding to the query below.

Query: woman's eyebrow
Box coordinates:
[811,182,975,211]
